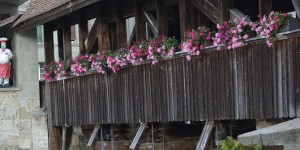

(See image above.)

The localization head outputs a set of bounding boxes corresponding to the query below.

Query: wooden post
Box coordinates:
[63,23,72,60]
[134,0,146,42]
[259,0,272,17]
[43,23,54,64]
[156,0,168,36]
[220,0,232,22]
[79,15,88,54]
[57,29,64,60]
[292,0,300,18]
[98,14,110,50]
[116,0,127,49]
[51,127,61,150]
[179,0,195,40]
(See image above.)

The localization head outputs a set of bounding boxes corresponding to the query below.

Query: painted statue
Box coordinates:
[0,38,13,88]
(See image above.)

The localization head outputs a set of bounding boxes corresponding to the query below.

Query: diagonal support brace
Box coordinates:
[130,122,148,149]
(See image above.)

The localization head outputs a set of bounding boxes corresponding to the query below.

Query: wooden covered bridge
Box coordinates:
[13,0,300,149]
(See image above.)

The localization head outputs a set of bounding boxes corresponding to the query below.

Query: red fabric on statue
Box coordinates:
[0,63,10,78]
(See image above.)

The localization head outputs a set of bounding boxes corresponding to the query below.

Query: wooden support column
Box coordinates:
[156,0,168,36]
[43,24,54,64]
[259,0,272,17]
[63,23,72,60]
[179,0,195,40]
[79,16,88,54]
[98,14,110,50]
[220,0,232,22]
[57,29,64,60]
[116,0,127,49]
[292,0,300,18]
[134,0,146,42]
[51,127,61,150]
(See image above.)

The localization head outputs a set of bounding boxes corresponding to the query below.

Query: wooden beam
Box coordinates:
[98,14,110,51]
[192,0,218,24]
[79,17,88,54]
[116,0,127,49]
[259,0,272,17]
[143,10,158,35]
[179,0,195,40]
[85,19,98,53]
[57,29,64,60]
[156,0,168,36]
[63,23,72,60]
[51,127,61,150]
[43,24,54,64]
[135,0,146,42]
[292,0,300,18]
[220,0,232,22]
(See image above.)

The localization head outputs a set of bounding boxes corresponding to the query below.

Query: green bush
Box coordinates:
[220,136,263,150]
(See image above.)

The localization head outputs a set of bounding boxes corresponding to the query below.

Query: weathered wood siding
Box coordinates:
[41,34,300,126]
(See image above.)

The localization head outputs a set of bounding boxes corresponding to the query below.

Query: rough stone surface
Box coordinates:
[0,90,48,150]
[238,118,300,146]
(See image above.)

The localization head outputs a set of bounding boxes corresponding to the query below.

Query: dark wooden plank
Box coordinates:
[57,29,64,60]
[281,40,288,118]
[259,0,272,17]
[135,0,146,42]
[63,23,72,60]
[294,38,300,117]
[219,0,231,22]
[287,39,296,118]
[79,17,88,54]
[272,41,278,118]
[116,0,127,48]
[98,14,110,51]
[156,0,168,36]
[51,127,61,150]
[179,0,195,40]
[44,23,55,64]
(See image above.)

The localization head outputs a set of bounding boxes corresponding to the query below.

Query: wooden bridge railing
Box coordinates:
[40,30,300,126]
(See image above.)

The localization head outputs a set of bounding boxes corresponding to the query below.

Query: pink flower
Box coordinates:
[243,35,249,40]
[186,55,191,61]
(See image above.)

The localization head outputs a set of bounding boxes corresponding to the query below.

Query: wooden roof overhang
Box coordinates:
[13,0,102,32]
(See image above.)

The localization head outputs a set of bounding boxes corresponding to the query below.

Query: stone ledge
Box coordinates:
[0,87,21,92]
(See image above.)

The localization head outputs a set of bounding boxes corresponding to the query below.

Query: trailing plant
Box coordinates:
[250,11,291,47]
[182,26,213,61]
[213,17,250,51]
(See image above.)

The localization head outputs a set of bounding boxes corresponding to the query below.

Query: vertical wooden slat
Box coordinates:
[63,23,72,60]
[179,0,194,40]
[44,23,54,64]
[135,0,146,42]
[79,16,88,54]
[156,0,168,36]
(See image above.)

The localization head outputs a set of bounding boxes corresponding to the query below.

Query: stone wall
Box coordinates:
[0,89,48,150]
